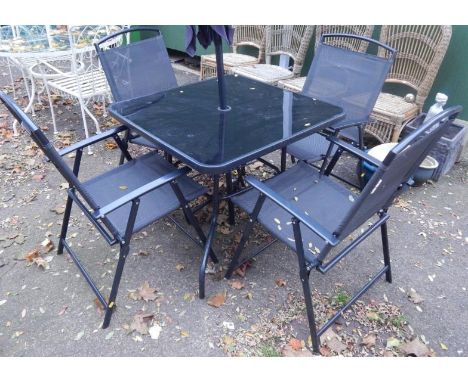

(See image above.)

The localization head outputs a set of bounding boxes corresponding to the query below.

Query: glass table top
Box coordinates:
[109,75,344,174]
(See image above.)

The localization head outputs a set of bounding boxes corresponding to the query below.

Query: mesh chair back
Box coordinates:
[96,27,177,102]
[302,33,395,141]
[0,91,99,210]
[337,106,462,238]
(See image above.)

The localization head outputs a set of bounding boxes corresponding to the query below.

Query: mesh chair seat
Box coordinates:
[232,161,355,263]
[232,64,294,85]
[83,152,206,236]
[286,134,338,162]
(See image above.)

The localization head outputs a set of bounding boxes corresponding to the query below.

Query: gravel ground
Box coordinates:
[0,63,466,357]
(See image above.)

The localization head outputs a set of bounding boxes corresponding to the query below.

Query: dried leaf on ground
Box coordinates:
[386,337,400,348]
[207,291,227,308]
[288,338,303,351]
[129,312,154,335]
[361,333,377,348]
[25,249,40,262]
[41,238,54,253]
[408,289,424,304]
[104,140,118,150]
[136,281,157,302]
[282,344,312,357]
[228,280,244,290]
[275,278,287,287]
[175,263,185,272]
[50,205,65,215]
[399,338,430,356]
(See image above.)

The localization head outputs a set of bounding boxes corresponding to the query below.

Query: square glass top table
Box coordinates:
[108,75,344,298]
[109,75,344,175]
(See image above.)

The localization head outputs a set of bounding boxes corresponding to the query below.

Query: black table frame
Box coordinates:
[109,79,344,298]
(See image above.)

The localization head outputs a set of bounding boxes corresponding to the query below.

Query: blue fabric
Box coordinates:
[185,25,234,57]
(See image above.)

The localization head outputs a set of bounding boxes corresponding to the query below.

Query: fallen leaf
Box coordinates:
[289,338,303,351]
[74,331,85,341]
[366,311,380,321]
[275,278,287,287]
[136,281,157,302]
[207,291,227,308]
[129,312,154,335]
[399,338,430,356]
[408,289,424,304]
[41,238,54,253]
[362,333,377,348]
[32,174,44,181]
[104,140,118,150]
[282,344,312,357]
[175,263,185,272]
[58,306,68,316]
[32,256,49,270]
[0,300,6,306]
[386,337,400,348]
[94,297,105,316]
[228,280,244,290]
[21,308,26,318]
[105,331,114,340]
[50,205,65,215]
[180,330,190,338]
[440,343,448,350]
[25,249,40,262]
[223,336,235,346]
[119,185,128,190]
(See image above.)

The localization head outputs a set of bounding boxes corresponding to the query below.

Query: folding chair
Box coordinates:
[282,33,396,176]
[0,91,215,329]
[95,27,178,164]
[226,105,462,353]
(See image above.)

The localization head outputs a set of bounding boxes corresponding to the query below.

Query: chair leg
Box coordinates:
[57,196,74,255]
[102,243,129,329]
[292,218,320,353]
[381,221,392,283]
[280,147,287,172]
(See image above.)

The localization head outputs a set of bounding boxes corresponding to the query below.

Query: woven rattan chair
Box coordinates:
[278,25,374,93]
[0,91,213,329]
[366,25,452,143]
[225,105,462,353]
[231,25,314,85]
[199,25,266,80]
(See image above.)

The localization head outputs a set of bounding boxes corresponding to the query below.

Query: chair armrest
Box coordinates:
[327,136,383,168]
[58,125,128,157]
[245,176,339,246]
[93,166,191,219]
[331,119,367,132]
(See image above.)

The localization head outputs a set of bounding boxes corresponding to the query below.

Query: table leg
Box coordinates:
[199,174,220,299]
[225,171,235,225]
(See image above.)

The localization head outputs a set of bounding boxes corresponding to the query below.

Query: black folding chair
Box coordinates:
[95,27,178,164]
[226,106,462,353]
[282,34,396,178]
[0,91,216,329]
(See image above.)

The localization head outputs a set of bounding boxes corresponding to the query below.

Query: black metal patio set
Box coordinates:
[0,26,461,353]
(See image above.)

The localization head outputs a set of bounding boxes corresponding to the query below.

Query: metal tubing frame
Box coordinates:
[198,174,221,298]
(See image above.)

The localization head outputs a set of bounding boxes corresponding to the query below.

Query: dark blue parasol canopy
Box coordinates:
[185,25,234,111]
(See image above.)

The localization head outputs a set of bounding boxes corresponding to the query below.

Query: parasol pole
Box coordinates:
[213,32,229,111]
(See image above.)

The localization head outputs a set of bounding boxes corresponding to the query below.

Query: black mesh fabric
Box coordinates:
[232,161,357,263]
[301,42,392,139]
[287,37,393,161]
[82,152,206,236]
[99,34,178,102]
[337,108,460,238]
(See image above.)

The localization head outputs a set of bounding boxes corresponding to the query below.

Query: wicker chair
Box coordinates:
[278,25,374,93]
[199,25,266,80]
[231,25,314,85]
[366,25,452,143]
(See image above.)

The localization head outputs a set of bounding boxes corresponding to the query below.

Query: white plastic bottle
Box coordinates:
[423,93,448,124]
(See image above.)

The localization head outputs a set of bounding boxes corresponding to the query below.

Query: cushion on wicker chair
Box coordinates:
[232,64,294,85]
